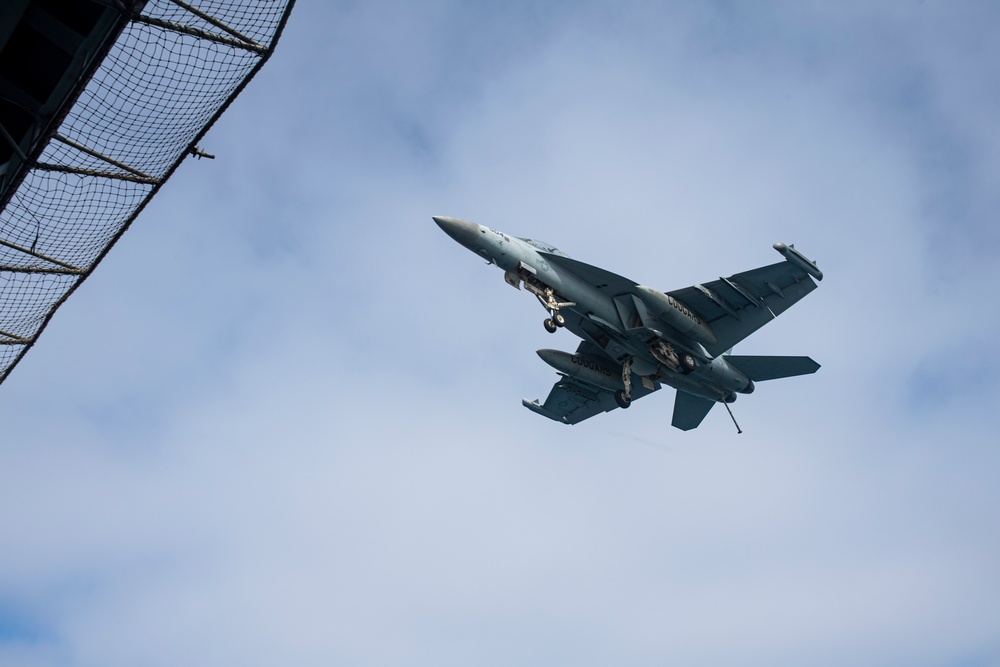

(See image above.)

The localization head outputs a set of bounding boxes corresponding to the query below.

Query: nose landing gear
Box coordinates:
[528,284,573,334]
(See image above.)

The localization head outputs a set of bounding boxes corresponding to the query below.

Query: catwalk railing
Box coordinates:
[0,0,295,384]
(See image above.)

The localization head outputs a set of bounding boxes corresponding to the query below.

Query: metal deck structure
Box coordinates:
[0,0,294,384]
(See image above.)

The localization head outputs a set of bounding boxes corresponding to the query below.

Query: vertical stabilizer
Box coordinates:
[672,390,715,431]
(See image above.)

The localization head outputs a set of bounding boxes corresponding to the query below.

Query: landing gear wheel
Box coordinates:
[679,352,697,372]
[554,313,565,327]
[614,389,632,409]
[543,318,558,333]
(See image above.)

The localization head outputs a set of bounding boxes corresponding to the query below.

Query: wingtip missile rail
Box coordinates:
[773,242,823,281]
[521,398,567,422]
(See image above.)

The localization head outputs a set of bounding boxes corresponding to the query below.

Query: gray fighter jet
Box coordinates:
[435,216,823,431]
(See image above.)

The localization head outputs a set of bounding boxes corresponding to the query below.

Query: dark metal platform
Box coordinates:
[1,0,138,209]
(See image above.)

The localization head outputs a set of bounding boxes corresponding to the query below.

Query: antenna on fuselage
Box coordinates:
[723,400,743,434]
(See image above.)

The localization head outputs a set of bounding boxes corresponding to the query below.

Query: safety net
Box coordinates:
[0,0,295,384]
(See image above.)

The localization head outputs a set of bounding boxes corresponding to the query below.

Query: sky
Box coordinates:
[2,1,1000,665]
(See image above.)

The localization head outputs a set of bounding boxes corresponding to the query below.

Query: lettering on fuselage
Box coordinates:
[667,294,703,325]
[572,355,614,377]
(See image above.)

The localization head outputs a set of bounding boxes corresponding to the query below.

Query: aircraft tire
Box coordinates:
[614,390,631,409]
[680,352,697,372]
[544,318,558,333]
[554,313,565,327]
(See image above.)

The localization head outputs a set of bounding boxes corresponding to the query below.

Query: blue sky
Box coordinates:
[2,2,1000,665]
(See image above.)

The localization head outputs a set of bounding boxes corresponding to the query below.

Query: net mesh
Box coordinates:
[2,172,153,270]
[0,0,294,383]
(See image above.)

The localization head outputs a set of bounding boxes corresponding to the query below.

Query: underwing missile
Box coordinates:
[536,349,624,392]
[773,242,823,281]
[634,285,718,346]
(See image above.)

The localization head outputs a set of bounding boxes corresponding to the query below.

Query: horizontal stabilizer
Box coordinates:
[672,390,715,431]
[724,355,820,381]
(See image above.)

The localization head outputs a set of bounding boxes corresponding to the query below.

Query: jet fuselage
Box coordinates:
[434,216,753,405]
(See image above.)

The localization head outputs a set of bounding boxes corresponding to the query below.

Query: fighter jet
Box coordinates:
[434,216,823,431]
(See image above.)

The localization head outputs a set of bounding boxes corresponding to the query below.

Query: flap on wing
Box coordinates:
[671,390,716,431]
[524,370,658,426]
[668,261,817,356]
[540,251,638,296]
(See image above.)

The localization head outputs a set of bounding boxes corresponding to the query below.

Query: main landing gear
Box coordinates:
[614,389,631,409]
[679,351,697,372]
[615,357,633,408]
[650,339,698,374]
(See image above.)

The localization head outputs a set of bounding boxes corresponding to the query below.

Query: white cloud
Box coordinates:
[2,2,999,665]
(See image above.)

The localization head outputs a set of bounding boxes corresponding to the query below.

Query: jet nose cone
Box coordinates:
[433,216,480,246]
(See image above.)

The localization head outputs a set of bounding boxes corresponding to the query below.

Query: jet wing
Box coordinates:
[522,378,620,424]
[667,261,817,357]
[542,251,816,358]
[539,251,638,296]
[522,341,657,425]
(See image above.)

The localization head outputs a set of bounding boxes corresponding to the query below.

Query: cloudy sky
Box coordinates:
[3,1,1000,665]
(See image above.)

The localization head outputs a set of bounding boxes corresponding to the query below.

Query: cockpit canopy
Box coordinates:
[519,237,567,256]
